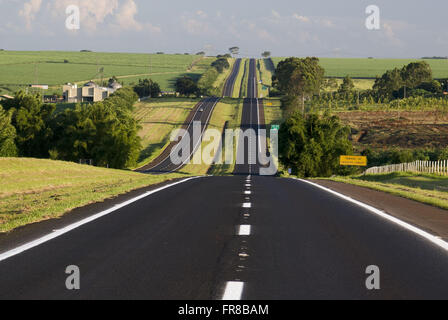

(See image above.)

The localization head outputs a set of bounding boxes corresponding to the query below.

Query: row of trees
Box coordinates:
[373,61,436,99]
[175,55,232,97]
[0,88,142,168]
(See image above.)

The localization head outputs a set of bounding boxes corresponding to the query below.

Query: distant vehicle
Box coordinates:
[199,108,204,112]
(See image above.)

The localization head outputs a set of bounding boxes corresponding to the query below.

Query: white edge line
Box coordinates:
[296,178,448,252]
[222,281,244,300]
[0,177,203,263]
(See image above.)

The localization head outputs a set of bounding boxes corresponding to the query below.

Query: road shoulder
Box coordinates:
[312,179,448,241]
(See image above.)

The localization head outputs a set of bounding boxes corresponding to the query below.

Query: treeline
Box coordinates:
[175,55,231,97]
[0,88,142,169]
[273,58,448,114]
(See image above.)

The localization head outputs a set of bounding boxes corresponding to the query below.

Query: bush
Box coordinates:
[279,112,353,177]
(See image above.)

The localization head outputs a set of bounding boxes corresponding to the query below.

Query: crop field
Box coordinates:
[0,51,214,94]
[272,57,448,79]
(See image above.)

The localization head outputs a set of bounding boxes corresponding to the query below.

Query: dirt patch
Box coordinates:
[337,110,448,150]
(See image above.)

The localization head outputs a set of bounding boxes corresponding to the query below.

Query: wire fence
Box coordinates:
[365,160,448,176]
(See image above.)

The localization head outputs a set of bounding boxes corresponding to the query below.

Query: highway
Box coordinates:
[139,58,243,174]
[1,176,448,299]
[234,59,266,176]
[222,58,242,97]
[1,58,448,300]
[138,97,219,174]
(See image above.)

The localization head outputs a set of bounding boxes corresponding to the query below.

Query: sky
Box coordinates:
[0,0,447,58]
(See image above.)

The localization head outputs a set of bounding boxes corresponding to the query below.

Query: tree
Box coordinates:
[2,91,55,158]
[0,105,17,157]
[211,58,230,73]
[133,79,161,98]
[229,47,240,57]
[401,61,433,89]
[373,61,434,99]
[279,112,353,177]
[175,76,198,96]
[338,75,355,94]
[273,57,325,112]
[262,51,271,58]
[51,97,141,169]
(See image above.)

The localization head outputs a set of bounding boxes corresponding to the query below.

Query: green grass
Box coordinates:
[0,157,187,233]
[240,59,250,98]
[214,59,236,95]
[322,172,448,210]
[232,59,246,98]
[133,97,200,168]
[0,51,215,93]
[263,98,283,127]
[272,57,448,79]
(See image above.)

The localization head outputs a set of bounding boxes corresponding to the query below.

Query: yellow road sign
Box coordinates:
[340,156,367,166]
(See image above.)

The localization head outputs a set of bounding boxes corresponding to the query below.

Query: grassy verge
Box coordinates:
[232,59,246,98]
[134,97,199,168]
[320,172,448,210]
[263,98,283,127]
[214,59,235,95]
[0,158,188,233]
[257,59,273,98]
[240,60,249,98]
[182,98,243,176]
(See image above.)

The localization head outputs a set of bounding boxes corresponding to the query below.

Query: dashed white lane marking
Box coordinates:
[238,225,252,236]
[0,177,203,263]
[242,203,252,208]
[244,191,252,195]
[222,281,244,300]
[297,179,448,252]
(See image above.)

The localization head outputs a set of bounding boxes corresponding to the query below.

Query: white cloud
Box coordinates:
[293,13,310,23]
[271,10,280,19]
[19,0,42,30]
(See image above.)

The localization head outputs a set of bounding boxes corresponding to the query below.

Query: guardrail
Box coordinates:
[365,160,448,176]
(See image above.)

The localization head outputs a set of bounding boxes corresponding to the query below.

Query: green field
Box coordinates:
[0,157,186,232]
[272,57,448,79]
[0,51,214,94]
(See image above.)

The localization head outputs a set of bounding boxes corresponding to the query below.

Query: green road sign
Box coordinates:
[271,125,280,131]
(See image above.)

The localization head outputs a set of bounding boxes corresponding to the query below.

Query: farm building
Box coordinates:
[63,81,122,103]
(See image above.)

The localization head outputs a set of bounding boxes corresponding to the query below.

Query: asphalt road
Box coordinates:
[1,176,448,299]
[139,97,219,174]
[222,58,242,97]
[234,59,265,176]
